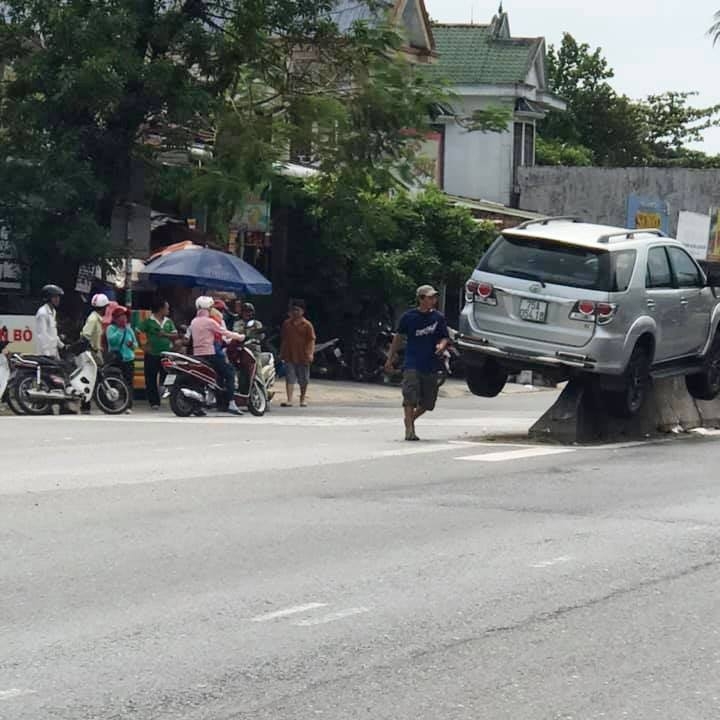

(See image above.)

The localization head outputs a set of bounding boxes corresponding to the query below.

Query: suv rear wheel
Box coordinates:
[606,344,651,418]
[686,331,720,401]
[465,360,507,398]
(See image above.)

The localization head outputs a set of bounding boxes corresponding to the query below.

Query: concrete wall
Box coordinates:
[518,167,720,235]
[443,97,515,206]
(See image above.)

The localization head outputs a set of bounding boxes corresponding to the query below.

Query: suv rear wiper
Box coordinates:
[504,270,546,288]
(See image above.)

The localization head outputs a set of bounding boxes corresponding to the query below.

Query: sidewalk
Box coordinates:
[304,378,546,406]
[0,379,548,415]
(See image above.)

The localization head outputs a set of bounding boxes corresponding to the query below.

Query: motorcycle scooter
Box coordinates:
[0,331,27,415]
[311,337,347,380]
[162,333,273,417]
[9,338,131,415]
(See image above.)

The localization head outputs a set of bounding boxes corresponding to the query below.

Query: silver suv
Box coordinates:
[458,217,720,417]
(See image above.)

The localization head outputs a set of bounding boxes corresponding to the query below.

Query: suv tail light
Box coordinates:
[465,280,497,306]
[569,301,618,325]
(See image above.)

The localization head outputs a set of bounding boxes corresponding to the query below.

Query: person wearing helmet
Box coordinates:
[82,293,109,358]
[226,298,243,332]
[79,293,109,413]
[237,303,264,353]
[35,284,65,358]
[106,306,138,412]
[189,296,245,415]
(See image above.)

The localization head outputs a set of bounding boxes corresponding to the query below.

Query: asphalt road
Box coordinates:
[2,389,720,719]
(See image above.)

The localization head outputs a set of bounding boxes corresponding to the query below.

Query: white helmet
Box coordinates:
[195,295,214,311]
[91,293,109,308]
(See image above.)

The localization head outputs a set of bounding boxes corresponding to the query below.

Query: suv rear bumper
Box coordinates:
[457,333,596,370]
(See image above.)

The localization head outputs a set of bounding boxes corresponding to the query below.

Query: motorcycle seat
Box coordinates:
[14,354,65,366]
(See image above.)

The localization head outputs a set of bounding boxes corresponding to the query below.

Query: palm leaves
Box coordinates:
[709,11,720,45]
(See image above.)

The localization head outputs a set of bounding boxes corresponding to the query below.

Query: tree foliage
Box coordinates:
[540,33,720,168]
[0,0,448,290]
[282,182,495,329]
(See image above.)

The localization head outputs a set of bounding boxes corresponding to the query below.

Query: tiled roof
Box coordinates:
[428,24,542,85]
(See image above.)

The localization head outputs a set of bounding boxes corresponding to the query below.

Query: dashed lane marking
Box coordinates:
[531,555,573,569]
[0,689,35,701]
[250,603,328,623]
[292,607,371,627]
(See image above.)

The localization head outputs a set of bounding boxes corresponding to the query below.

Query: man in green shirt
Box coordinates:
[137,299,178,409]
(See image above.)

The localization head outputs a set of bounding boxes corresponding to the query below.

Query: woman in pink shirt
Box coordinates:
[190,297,244,414]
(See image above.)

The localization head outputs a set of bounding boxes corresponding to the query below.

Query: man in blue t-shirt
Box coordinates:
[385,285,449,441]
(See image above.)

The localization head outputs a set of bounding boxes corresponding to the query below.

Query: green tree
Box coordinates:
[541,33,647,166]
[540,33,720,167]
[709,11,720,45]
[286,182,494,329]
[141,12,453,258]
[1,0,438,290]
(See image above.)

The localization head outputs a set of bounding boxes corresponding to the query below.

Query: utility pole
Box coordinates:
[125,202,134,310]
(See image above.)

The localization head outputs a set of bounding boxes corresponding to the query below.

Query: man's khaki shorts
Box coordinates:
[402,370,439,412]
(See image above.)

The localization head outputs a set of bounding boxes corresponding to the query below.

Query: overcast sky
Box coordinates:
[425,0,720,154]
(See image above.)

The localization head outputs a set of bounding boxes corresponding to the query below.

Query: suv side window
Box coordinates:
[667,247,703,288]
[611,250,637,292]
[646,247,673,289]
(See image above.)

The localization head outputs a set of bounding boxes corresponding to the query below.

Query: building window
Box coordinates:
[524,123,535,167]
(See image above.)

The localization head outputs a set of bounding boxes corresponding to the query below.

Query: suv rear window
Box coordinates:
[479,235,637,292]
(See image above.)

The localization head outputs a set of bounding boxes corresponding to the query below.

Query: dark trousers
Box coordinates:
[121,360,134,408]
[197,355,236,407]
[144,353,166,407]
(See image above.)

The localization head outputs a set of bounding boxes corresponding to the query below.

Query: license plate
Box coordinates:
[519,299,548,323]
[164,374,176,386]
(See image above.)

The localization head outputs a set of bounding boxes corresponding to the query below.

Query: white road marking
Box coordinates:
[250,603,328,622]
[0,689,35,701]
[293,607,370,627]
[456,447,574,463]
[531,556,573,568]
[375,443,468,458]
[690,427,720,437]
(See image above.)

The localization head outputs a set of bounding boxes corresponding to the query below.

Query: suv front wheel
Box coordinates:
[686,332,720,401]
[466,359,508,398]
[606,344,651,418]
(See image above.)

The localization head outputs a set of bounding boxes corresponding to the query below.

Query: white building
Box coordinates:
[428,7,565,207]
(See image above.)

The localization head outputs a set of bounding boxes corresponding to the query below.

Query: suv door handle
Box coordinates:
[647,300,656,308]
[680,298,689,306]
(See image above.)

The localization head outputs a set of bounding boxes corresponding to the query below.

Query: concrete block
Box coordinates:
[529,376,704,444]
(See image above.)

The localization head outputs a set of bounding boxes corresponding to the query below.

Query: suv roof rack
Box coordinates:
[597,229,665,244]
[515,216,582,230]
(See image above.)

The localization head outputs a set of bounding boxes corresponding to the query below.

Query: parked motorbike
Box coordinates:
[8,338,131,415]
[162,333,274,417]
[1,336,26,415]
[311,338,347,380]
[243,320,277,401]
[351,321,394,383]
